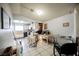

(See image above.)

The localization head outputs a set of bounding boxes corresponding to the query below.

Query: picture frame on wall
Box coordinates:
[1,7,10,29]
[63,22,69,27]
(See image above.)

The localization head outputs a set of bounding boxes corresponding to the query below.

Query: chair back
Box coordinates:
[60,43,77,55]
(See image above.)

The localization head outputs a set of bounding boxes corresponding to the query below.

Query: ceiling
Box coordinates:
[9,3,77,22]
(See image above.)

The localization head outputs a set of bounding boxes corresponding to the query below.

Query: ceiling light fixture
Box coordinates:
[36,10,43,16]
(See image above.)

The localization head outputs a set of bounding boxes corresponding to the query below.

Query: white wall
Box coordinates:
[46,13,75,37]
[0,4,16,49]
[0,4,13,18]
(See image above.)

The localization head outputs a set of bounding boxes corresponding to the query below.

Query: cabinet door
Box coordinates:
[44,23,47,29]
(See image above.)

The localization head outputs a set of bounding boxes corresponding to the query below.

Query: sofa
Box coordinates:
[0,30,17,56]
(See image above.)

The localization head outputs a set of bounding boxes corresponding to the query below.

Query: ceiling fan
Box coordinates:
[22,6,34,12]
[22,6,44,16]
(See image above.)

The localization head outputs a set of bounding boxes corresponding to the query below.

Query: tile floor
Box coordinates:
[16,37,54,56]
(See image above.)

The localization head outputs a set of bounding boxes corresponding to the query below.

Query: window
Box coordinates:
[13,20,24,31]
[15,24,23,31]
